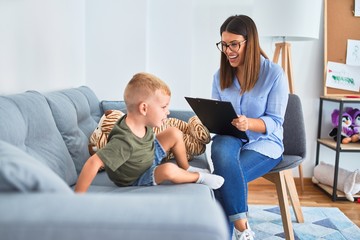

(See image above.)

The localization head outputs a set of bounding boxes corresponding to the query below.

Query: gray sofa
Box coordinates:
[0,86,229,240]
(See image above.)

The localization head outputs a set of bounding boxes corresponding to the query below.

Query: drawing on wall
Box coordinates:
[346,39,360,66]
[355,0,360,17]
[326,61,360,92]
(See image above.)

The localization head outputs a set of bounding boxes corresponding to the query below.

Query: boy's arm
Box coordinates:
[74,154,104,193]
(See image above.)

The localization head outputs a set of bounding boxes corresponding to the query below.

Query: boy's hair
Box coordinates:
[124,72,171,112]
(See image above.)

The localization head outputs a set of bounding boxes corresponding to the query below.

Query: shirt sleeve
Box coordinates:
[260,69,289,135]
[211,70,221,100]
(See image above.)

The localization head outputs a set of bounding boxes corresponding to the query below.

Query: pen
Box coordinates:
[345,95,360,98]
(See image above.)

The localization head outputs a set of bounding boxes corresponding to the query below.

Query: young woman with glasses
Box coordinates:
[211,15,289,240]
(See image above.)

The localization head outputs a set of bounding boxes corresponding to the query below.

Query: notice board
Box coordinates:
[324,0,360,96]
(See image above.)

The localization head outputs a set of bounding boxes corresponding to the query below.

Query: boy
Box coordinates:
[75,72,224,192]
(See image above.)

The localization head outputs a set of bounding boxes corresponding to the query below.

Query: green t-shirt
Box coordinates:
[97,115,155,186]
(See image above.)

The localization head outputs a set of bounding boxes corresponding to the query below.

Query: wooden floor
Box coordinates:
[248,178,360,227]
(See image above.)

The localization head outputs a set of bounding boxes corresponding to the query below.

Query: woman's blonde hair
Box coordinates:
[124,72,171,112]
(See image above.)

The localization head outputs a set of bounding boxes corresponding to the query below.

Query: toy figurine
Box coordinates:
[329,108,354,144]
[350,108,360,143]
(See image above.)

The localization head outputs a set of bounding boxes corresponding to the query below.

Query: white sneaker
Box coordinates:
[233,223,255,240]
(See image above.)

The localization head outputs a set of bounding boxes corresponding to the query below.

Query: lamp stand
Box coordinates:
[273,42,304,192]
[273,42,294,94]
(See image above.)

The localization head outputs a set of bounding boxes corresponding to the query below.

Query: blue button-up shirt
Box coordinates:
[212,56,289,158]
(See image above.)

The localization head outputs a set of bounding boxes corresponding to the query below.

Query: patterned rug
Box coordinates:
[245,205,360,240]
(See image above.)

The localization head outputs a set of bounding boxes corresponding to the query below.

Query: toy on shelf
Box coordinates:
[312,161,360,202]
[350,108,360,143]
[329,108,355,144]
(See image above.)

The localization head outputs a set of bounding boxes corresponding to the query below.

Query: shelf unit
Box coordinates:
[315,96,360,201]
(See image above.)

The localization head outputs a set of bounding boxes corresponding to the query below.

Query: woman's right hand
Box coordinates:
[231,115,249,131]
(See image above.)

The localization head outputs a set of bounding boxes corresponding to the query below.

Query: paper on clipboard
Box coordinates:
[325,61,360,92]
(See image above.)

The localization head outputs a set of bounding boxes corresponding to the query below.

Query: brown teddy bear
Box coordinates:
[153,116,211,161]
[88,110,211,161]
[88,110,125,155]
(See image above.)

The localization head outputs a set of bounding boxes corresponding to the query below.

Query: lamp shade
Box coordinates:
[253,0,322,41]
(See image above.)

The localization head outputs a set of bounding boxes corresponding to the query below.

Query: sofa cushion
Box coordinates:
[101,100,127,113]
[0,91,77,185]
[0,193,229,240]
[76,86,103,123]
[45,87,102,174]
[0,141,73,193]
[87,154,210,191]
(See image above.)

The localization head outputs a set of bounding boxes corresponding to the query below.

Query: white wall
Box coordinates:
[85,0,148,101]
[147,0,193,106]
[147,0,253,109]
[0,0,358,177]
[0,0,85,94]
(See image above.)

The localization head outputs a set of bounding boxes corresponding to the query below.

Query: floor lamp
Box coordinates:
[273,42,294,94]
[254,0,322,192]
[273,41,304,192]
[272,40,303,192]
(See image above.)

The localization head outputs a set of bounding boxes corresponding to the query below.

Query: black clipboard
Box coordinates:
[185,97,249,142]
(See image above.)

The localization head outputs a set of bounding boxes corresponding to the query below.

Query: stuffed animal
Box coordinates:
[329,108,354,144]
[350,108,360,143]
[312,161,360,202]
[88,110,125,155]
[153,116,211,160]
[89,111,211,161]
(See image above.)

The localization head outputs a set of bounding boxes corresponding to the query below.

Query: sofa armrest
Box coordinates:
[0,193,229,240]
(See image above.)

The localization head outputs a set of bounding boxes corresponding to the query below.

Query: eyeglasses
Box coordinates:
[216,40,247,52]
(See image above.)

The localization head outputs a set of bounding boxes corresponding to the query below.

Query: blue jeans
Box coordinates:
[211,135,282,227]
[132,139,167,186]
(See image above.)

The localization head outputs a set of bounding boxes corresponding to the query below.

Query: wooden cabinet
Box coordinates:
[315,96,360,201]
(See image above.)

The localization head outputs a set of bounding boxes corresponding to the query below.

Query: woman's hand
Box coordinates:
[232,115,266,133]
[231,115,249,131]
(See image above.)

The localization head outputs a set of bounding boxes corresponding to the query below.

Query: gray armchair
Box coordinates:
[261,94,306,240]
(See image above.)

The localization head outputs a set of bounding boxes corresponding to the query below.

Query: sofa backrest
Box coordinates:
[0,91,77,185]
[44,86,102,174]
[100,100,195,122]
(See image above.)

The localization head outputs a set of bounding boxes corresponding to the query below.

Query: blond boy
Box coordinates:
[75,72,224,192]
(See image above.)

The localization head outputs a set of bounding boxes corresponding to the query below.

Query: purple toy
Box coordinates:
[350,108,360,142]
[329,108,354,144]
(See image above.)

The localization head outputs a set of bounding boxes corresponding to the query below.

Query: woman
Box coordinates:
[211,15,289,240]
